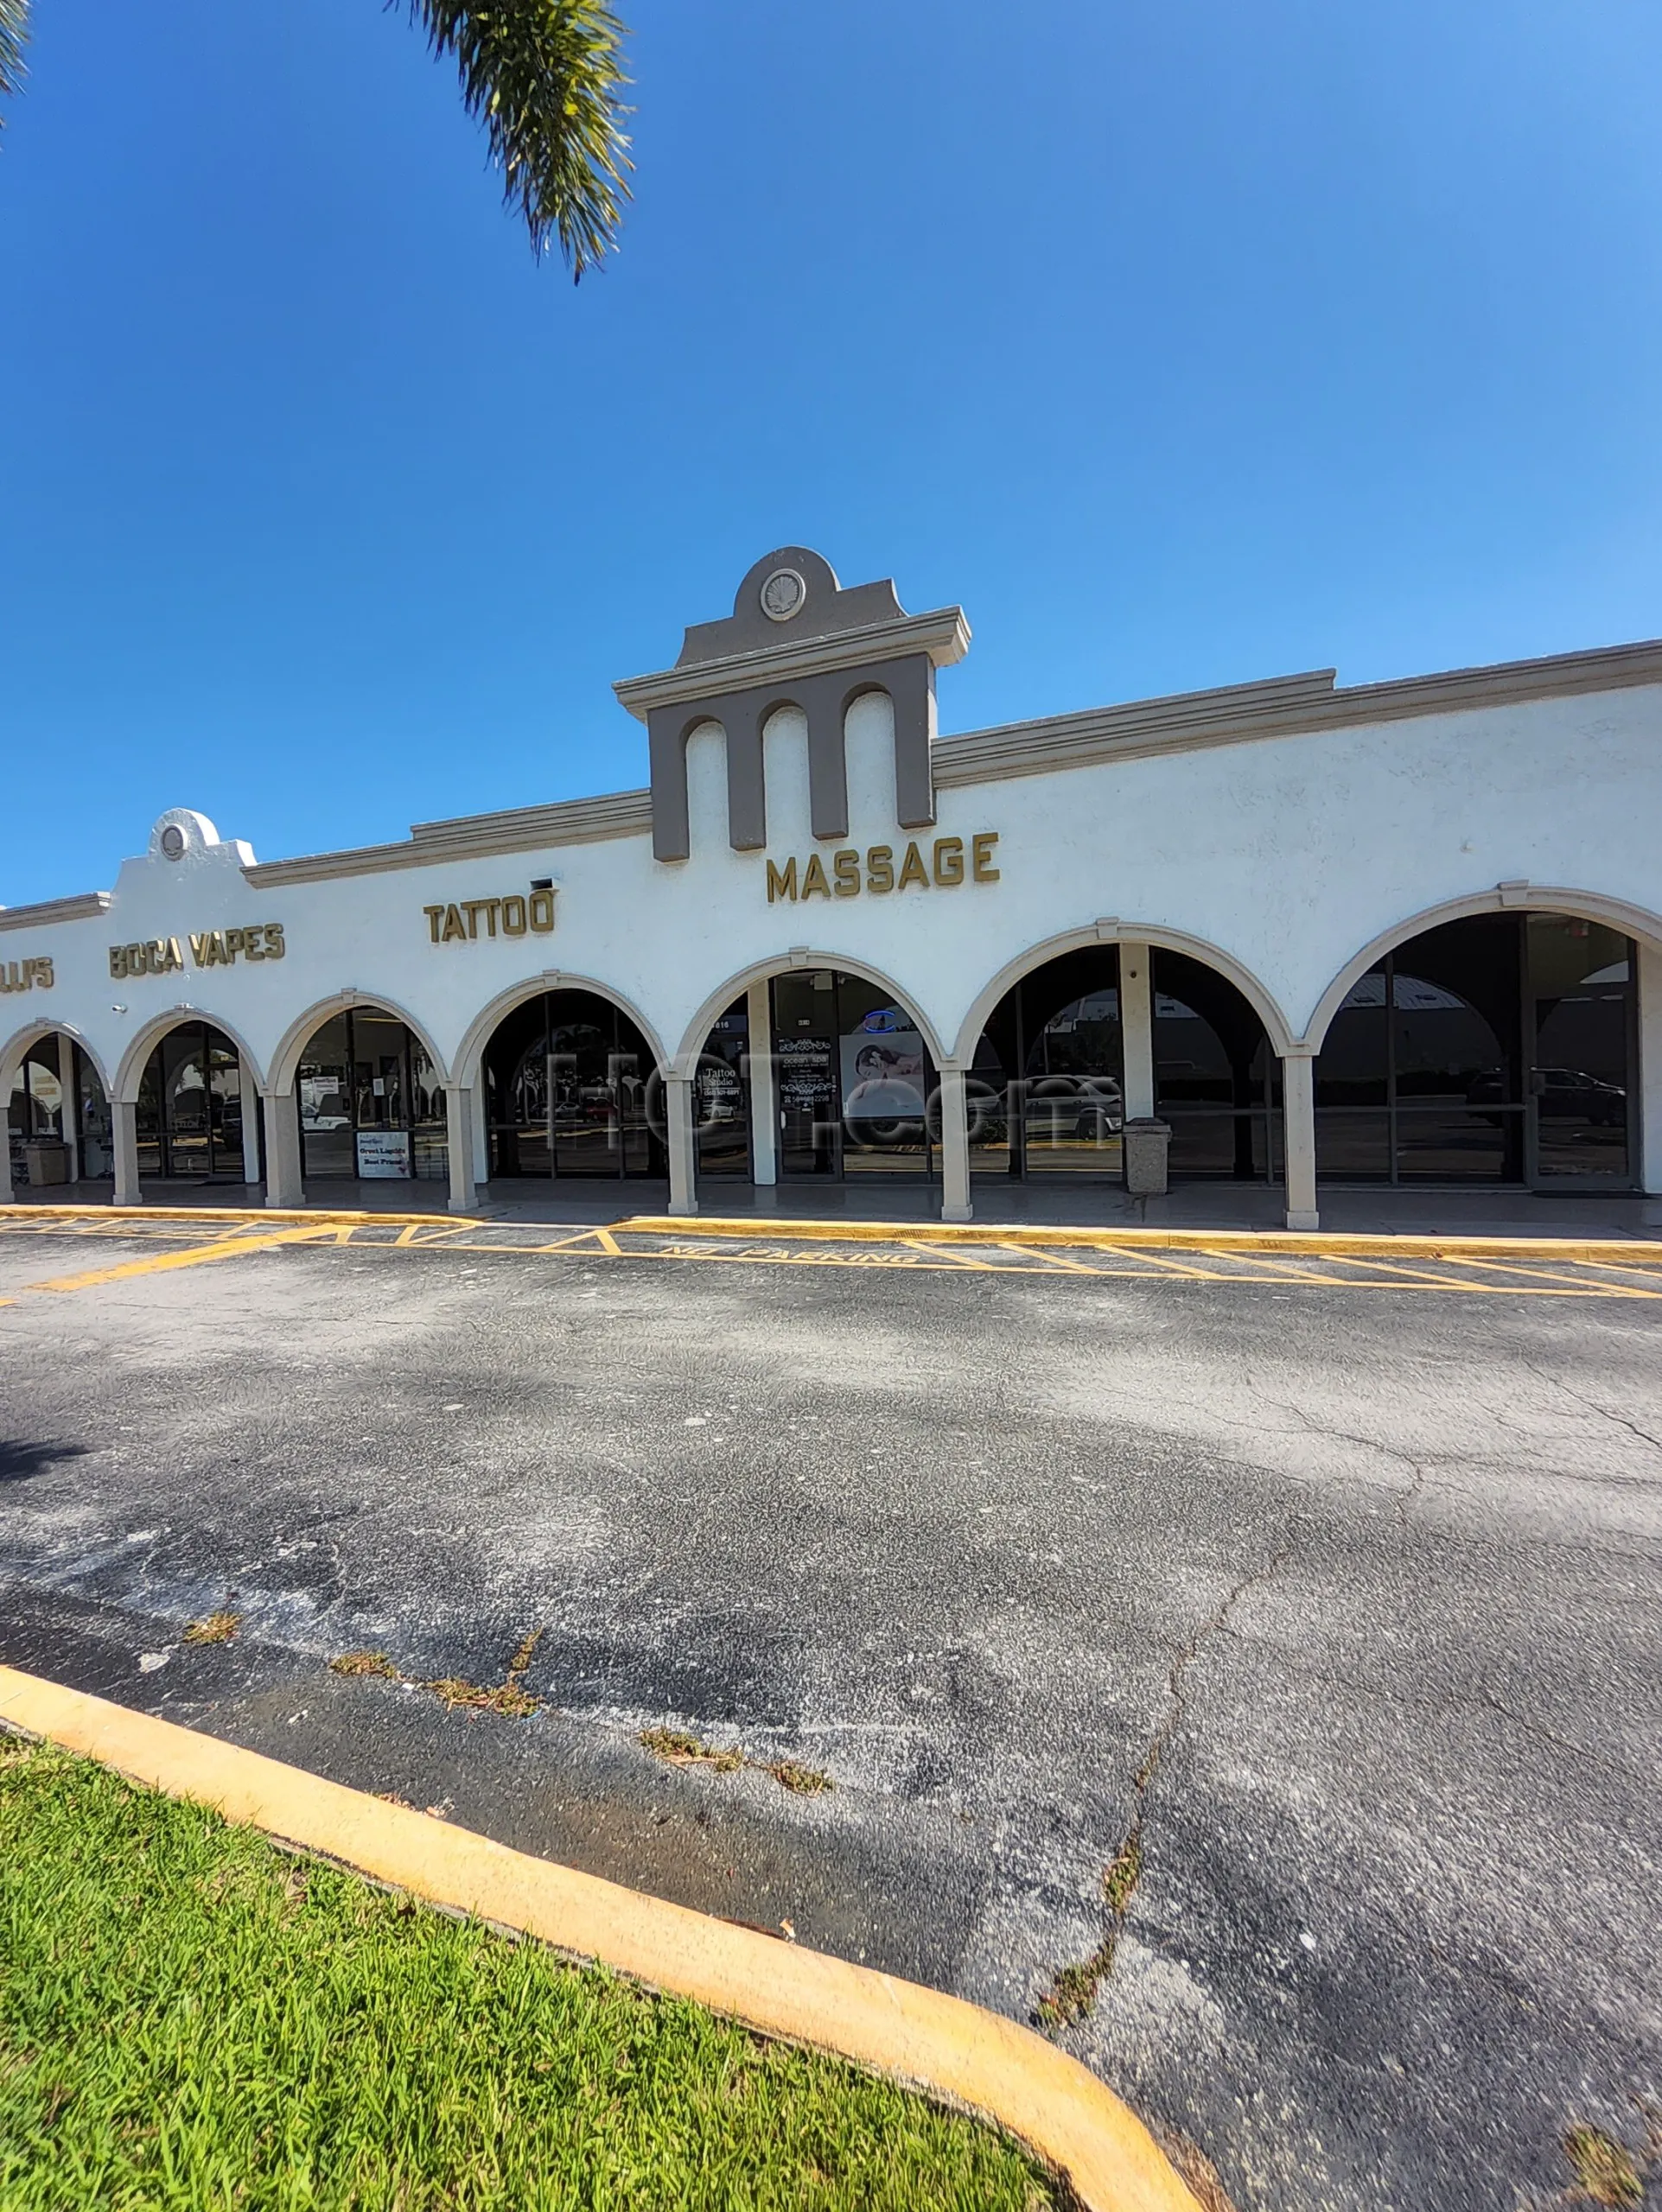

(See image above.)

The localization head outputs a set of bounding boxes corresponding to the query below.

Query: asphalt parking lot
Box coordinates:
[2,1211,1659,2212]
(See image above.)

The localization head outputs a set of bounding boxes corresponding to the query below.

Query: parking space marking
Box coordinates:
[3,1211,1661,1301]
[11,1223,334,1297]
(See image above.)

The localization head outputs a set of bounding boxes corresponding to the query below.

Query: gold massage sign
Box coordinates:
[767,833,1000,904]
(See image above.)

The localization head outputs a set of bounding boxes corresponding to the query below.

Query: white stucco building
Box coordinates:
[5,548,1660,1227]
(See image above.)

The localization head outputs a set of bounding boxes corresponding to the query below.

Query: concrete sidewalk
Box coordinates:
[12,1172,1662,1240]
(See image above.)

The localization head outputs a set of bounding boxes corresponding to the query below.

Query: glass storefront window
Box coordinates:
[296,1007,446,1182]
[297,1014,354,1178]
[1022,988,1124,1178]
[1151,950,1277,1182]
[484,991,660,1180]
[1313,913,1632,1186]
[7,1044,70,1187]
[837,976,933,1178]
[133,1022,250,1181]
[696,1004,751,1177]
[78,1046,114,1179]
[967,949,1123,1181]
[1529,917,1633,1181]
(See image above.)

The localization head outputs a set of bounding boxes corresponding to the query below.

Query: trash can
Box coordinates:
[1123,1116,1171,1198]
[22,1140,70,1187]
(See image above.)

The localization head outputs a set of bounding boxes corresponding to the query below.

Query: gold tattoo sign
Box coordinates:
[423,891,557,944]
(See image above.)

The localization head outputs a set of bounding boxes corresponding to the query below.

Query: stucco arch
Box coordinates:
[674,953,946,1075]
[450,972,670,1093]
[949,925,1296,1068]
[1,1017,114,1099]
[112,1007,268,1104]
[1302,886,1662,1052]
[266,991,453,1097]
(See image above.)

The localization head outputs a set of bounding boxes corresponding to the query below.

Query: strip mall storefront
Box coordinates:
[5,548,1662,1225]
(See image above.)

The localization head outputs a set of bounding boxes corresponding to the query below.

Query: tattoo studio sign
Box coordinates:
[423,890,557,944]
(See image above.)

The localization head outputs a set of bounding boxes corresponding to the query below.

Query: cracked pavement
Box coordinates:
[1,1223,1659,2210]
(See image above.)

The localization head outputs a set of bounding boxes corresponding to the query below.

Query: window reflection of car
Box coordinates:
[1025,1072,1124,1139]
[1537,1067,1626,1125]
[302,1087,352,1130]
[1467,1067,1625,1126]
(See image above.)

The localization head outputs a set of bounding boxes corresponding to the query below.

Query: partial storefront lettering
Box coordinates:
[0,957,54,994]
[109,926,285,980]
[767,833,1000,903]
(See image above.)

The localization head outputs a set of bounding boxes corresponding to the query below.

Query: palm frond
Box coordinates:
[404,0,633,277]
[0,0,29,130]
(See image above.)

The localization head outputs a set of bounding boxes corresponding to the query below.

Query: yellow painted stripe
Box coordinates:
[1000,1241,1098,1273]
[621,1212,1662,1266]
[3,1202,479,1230]
[9,1202,1662,1268]
[0,1669,1198,2212]
[20,1224,333,1296]
[310,1230,1652,1298]
[901,1237,994,1268]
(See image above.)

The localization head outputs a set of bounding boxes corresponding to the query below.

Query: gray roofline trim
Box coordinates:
[613,607,971,722]
[935,637,1662,791]
[245,791,653,888]
[0,892,112,933]
[19,635,1661,907]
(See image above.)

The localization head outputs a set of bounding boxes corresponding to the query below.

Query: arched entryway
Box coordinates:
[129,1020,258,1184]
[685,966,942,1190]
[481,988,664,1183]
[293,1004,447,1185]
[5,1032,115,1190]
[963,944,1278,1187]
[1315,910,1640,1188]
[964,945,1123,1182]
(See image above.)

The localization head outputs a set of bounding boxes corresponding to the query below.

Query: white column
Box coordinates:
[939,1063,972,1223]
[1281,1049,1319,1230]
[1640,941,1662,1195]
[112,1099,143,1207]
[1120,941,1156,1120]
[1,1071,14,1202]
[745,977,777,1187]
[238,1057,262,1186]
[665,1072,698,1217]
[263,1092,305,1208]
[58,1032,81,1185]
[445,1084,478,1214]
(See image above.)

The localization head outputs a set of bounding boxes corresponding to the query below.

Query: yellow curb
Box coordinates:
[1,1202,478,1229]
[0,1665,1197,2212]
[622,1212,1662,1267]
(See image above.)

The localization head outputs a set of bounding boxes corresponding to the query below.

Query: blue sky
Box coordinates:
[3,0,1659,906]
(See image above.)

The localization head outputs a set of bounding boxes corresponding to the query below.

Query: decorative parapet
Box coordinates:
[613,549,971,863]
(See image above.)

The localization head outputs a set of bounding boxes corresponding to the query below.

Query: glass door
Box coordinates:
[772,972,839,1174]
[1526,917,1636,1186]
[837,976,934,1179]
[696,1002,752,1179]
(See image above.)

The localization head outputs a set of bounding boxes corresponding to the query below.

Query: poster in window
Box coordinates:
[355,1128,411,1179]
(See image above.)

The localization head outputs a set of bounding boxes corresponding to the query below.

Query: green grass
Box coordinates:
[0,1738,1060,2210]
